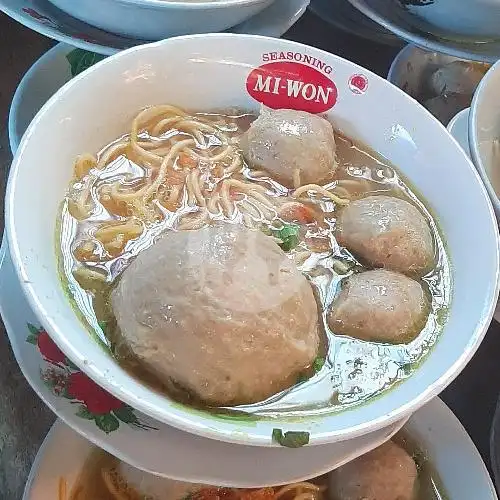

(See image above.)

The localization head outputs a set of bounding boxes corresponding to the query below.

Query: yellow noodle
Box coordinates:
[131,105,187,138]
[248,169,267,177]
[58,477,67,500]
[294,250,312,266]
[293,184,350,205]
[74,153,97,180]
[186,170,197,206]
[97,141,129,170]
[275,482,323,499]
[225,178,269,196]
[239,199,262,220]
[175,119,219,135]
[294,493,318,500]
[143,138,195,202]
[130,106,187,165]
[242,212,253,227]
[95,220,142,244]
[191,170,206,207]
[136,140,161,150]
[108,182,148,202]
[293,168,301,189]
[191,144,234,163]
[178,210,208,230]
[330,186,350,199]
[224,154,242,174]
[163,184,183,211]
[207,190,221,215]
[220,180,235,217]
[130,140,163,165]
[101,469,131,500]
[148,144,185,157]
[67,199,91,220]
[68,176,96,220]
[151,116,184,136]
[248,190,276,211]
[337,178,370,190]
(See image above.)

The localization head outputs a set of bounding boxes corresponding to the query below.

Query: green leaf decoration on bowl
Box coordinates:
[66,49,106,78]
[26,323,156,433]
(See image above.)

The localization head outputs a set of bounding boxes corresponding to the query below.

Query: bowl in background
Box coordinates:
[470,60,500,221]
[400,0,500,41]
[388,44,489,125]
[6,33,500,447]
[447,108,471,158]
[47,0,274,40]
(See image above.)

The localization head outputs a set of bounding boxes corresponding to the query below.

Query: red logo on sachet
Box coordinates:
[246,62,338,114]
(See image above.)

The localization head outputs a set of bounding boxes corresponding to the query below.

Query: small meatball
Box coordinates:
[429,60,488,96]
[330,440,418,500]
[328,269,429,343]
[112,225,319,406]
[242,108,337,188]
[336,195,434,274]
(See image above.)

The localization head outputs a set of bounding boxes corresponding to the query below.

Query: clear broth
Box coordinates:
[58,108,451,418]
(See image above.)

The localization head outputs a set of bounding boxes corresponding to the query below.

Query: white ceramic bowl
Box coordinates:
[470,60,500,221]
[401,0,500,40]
[47,0,274,40]
[387,44,488,125]
[6,34,500,447]
[24,399,498,499]
[387,44,462,92]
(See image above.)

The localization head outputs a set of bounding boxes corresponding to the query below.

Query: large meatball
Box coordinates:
[328,269,429,343]
[242,108,337,188]
[330,440,418,500]
[336,195,434,274]
[112,225,320,406]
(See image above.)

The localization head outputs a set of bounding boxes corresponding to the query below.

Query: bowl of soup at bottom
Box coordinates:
[6,34,500,447]
[25,399,498,499]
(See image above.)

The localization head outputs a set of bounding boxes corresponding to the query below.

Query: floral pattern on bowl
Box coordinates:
[26,323,154,433]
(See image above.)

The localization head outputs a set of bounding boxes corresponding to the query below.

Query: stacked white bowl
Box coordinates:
[47,0,276,40]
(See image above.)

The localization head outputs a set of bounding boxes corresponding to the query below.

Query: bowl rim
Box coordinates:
[6,32,500,446]
[113,0,270,9]
[470,59,500,215]
[386,43,415,83]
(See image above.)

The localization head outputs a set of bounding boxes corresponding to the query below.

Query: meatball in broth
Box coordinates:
[328,270,429,343]
[112,225,320,406]
[336,195,434,275]
[241,108,338,188]
[330,440,418,500]
[59,103,451,415]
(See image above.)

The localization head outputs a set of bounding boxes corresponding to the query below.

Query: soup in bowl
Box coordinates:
[6,34,499,446]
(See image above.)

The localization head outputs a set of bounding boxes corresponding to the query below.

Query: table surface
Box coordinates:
[1,7,500,499]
